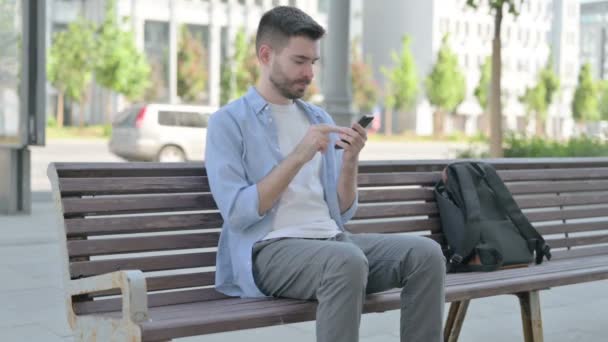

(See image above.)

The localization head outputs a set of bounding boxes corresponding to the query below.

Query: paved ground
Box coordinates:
[1,138,605,341]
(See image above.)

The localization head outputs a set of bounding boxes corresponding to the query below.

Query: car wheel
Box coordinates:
[157,145,186,162]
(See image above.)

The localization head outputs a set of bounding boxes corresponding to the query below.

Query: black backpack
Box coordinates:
[434,161,551,272]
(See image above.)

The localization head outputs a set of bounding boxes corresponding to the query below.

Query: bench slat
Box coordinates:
[74,288,228,315]
[345,218,441,234]
[546,234,608,249]
[358,188,434,203]
[507,180,608,195]
[93,272,216,297]
[67,232,220,257]
[525,207,608,222]
[499,168,608,182]
[358,172,440,187]
[70,252,216,278]
[515,192,608,209]
[65,213,223,237]
[62,194,218,216]
[59,177,209,196]
[356,168,608,188]
[551,245,608,259]
[535,221,608,235]
[353,202,438,220]
[53,162,206,178]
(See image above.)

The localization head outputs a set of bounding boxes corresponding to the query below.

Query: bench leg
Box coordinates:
[444,300,470,342]
[73,316,143,342]
[517,291,544,342]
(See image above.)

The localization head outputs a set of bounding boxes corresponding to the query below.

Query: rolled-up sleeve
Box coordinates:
[340,191,359,224]
[205,111,265,232]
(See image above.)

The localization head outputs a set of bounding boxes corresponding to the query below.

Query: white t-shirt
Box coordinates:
[261,102,340,241]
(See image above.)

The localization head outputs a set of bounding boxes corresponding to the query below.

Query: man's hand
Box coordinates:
[335,123,368,163]
[291,124,350,164]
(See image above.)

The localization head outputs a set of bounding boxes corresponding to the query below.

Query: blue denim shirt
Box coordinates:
[205,87,358,298]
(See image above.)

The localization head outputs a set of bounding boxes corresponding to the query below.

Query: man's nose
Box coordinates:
[303,63,314,80]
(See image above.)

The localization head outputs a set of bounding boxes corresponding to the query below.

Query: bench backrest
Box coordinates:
[48,158,608,314]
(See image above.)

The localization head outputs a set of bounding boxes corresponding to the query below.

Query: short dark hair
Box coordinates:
[255,6,325,56]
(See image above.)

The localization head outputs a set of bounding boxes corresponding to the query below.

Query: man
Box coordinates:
[205,6,445,342]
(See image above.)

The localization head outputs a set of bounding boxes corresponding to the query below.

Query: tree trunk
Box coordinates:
[535,111,545,137]
[490,3,504,157]
[105,90,112,125]
[57,90,64,128]
[79,100,86,129]
[433,109,444,137]
[385,107,393,136]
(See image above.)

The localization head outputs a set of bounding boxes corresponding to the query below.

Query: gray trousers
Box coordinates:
[252,232,446,342]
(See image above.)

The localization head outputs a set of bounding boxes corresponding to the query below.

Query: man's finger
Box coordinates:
[316,124,350,134]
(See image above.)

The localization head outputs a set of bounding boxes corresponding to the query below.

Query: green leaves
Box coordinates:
[177,25,208,103]
[572,63,600,122]
[220,29,258,105]
[95,0,150,101]
[47,18,96,103]
[425,34,466,113]
[474,56,491,111]
[381,36,418,112]
[350,38,379,113]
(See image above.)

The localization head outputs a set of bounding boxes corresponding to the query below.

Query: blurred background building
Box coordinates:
[45,0,602,140]
[46,0,329,125]
[581,0,608,80]
[362,0,580,138]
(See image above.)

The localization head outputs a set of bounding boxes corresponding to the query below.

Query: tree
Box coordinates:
[381,36,418,136]
[425,34,466,136]
[572,63,599,123]
[351,38,379,114]
[522,55,560,136]
[474,56,491,134]
[519,82,546,135]
[539,54,560,114]
[599,81,608,121]
[220,29,258,105]
[95,0,150,123]
[467,0,524,157]
[47,18,97,128]
[178,25,208,103]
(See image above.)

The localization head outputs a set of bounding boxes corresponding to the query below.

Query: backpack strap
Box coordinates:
[447,243,503,272]
[474,162,552,264]
[443,163,483,265]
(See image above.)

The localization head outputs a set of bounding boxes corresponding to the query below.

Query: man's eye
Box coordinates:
[294,60,305,65]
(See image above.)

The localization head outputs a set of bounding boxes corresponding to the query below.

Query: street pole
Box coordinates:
[323,0,354,127]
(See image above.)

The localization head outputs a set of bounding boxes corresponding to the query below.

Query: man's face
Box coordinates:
[268,36,320,100]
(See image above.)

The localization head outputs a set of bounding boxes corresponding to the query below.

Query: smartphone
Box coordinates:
[335,114,375,149]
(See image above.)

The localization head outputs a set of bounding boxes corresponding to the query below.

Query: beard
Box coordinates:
[269,62,311,100]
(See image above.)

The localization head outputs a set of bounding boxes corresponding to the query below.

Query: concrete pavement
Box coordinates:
[1,138,606,341]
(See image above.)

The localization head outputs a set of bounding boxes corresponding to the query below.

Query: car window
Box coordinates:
[158,111,209,128]
[114,106,142,127]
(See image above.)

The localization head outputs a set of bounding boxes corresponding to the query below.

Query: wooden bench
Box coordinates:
[47,158,608,342]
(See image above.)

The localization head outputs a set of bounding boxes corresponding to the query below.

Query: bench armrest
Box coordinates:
[68,270,149,323]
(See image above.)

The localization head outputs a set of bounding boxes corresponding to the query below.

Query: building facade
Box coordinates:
[362,0,580,138]
[580,0,608,80]
[47,0,326,125]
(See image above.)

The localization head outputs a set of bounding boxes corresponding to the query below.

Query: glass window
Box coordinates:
[158,111,209,128]
[0,0,21,145]
[144,20,170,102]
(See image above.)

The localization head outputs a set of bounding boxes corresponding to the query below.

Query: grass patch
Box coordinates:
[46,125,112,139]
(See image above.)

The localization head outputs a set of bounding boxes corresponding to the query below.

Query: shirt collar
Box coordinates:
[245,86,321,119]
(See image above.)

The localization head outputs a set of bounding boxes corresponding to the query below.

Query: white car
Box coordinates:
[109,103,217,162]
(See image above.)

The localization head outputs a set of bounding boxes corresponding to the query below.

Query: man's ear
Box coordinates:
[258,43,273,66]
